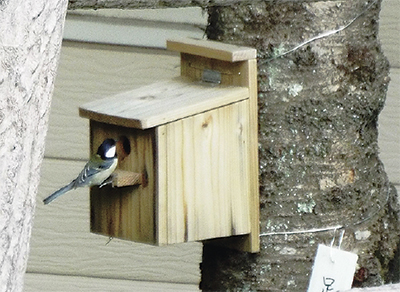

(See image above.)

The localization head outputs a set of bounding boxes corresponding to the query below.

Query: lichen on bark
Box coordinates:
[202,0,400,290]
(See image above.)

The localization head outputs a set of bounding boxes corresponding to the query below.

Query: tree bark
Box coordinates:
[0,1,68,291]
[201,0,400,290]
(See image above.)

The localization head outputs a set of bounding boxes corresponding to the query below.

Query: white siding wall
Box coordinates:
[379,0,400,196]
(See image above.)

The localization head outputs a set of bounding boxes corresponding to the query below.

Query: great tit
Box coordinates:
[43,138,118,205]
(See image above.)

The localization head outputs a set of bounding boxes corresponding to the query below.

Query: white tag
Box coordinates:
[307,244,358,292]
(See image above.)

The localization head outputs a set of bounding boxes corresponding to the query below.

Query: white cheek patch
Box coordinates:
[105,145,116,159]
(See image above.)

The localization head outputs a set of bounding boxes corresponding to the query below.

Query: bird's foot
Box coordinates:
[99,176,113,188]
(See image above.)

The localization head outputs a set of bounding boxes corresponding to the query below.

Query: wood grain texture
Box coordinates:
[29,158,201,284]
[24,273,199,292]
[112,169,143,187]
[90,121,157,243]
[167,37,257,62]
[158,101,251,244]
[378,68,400,185]
[45,41,180,161]
[241,58,260,252]
[79,78,249,129]
[87,102,253,247]
[179,50,260,251]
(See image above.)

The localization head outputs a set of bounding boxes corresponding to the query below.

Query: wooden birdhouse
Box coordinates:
[79,38,260,252]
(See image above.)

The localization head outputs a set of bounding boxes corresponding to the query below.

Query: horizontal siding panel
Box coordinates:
[379,0,400,68]
[46,41,180,161]
[64,14,206,49]
[64,7,207,48]
[379,68,400,184]
[68,7,207,26]
[30,158,201,284]
[25,273,199,292]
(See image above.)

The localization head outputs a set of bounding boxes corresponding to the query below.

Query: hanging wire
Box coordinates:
[258,0,378,64]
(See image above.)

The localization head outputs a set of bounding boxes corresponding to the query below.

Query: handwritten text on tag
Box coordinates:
[307,244,358,292]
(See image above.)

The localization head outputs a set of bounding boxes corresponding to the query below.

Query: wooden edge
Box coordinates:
[201,59,260,253]
[79,107,145,130]
[167,38,257,62]
[155,125,168,245]
[79,79,249,130]
[246,59,260,253]
[111,169,143,187]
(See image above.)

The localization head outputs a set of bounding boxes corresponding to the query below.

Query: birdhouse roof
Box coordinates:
[79,77,249,129]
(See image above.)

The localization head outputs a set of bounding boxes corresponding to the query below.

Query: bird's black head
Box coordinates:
[97,138,117,160]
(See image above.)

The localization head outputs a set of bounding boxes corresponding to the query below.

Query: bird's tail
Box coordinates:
[43,181,76,205]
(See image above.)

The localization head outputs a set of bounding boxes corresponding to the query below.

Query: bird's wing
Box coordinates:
[75,158,116,187]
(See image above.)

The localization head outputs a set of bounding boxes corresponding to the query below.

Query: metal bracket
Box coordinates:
[202,69,221,84]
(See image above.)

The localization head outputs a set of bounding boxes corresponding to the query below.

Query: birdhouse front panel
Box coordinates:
[90,120,157,244]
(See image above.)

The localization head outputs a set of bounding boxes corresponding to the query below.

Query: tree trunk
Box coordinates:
[201,0,400,290]
[0,1,68,291]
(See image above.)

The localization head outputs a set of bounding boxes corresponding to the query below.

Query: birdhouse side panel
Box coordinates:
[157,100,251,244]
[90,121,157,244]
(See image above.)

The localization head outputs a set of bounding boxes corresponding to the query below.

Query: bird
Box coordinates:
[43,138,118,205]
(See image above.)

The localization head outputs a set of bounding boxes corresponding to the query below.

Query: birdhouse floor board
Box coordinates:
[79,78,249,130]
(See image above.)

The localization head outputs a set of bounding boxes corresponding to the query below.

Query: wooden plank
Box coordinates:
[167,38,257,62]
[155,125,168,244]
[45,41,180,161]
[24,273,199,292]
[379,0,400,68]
[161,101,251,244]
[112,169,143,187]
[90,121,157,243]
[180,53,251,85]
[165,118,187,244]
[242,58,260,252]
[378,68,400,184]
[178,51,259,252]
[30,158,201,284]
[79,78,249,129]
